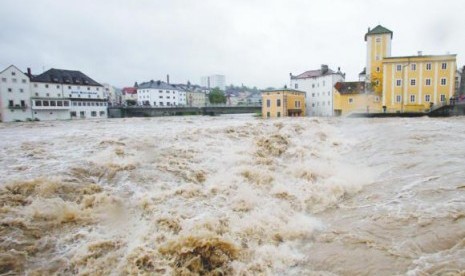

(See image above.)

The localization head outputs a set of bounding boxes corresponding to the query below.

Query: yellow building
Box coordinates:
[261,89,306,118]
[333,82,382,116]
[365,25,393,94]
[382,54,457,113]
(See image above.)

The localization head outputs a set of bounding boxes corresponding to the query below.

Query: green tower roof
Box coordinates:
[365,25,393,41]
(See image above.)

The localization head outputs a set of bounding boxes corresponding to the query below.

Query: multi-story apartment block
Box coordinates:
[261,89,306,118]
[290,65,345,117]
[137,80,182,107]
[201,74,226,90]
[0,65,33,122]
[30,69,108,120]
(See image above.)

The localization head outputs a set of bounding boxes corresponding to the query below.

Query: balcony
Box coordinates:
[8,104,28,110]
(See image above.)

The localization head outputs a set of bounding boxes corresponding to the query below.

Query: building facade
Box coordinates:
[201,74,226,90]
[0,65,33,122]
[333,81,381,116]
[382,54,457,112]
[261,89,306,118]
[137,80,182,107]
[186,91,206,107]
[290,65,345,117]
[30,68,108,120]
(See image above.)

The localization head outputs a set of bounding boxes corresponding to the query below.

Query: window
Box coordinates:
[425,95,431,102]
[267,99,270,107]
[396,65,402,71]
[8,100,14,107]
[11,72,16,76]
[312,84,315,88]
[1,78,6,82]
[57,101,63,106]
[43,101,50,106]
[277,112,281,117]
[328,91,330,96]
[411,64,416,71]
[374,96,380,102]
[426,63,432,70]
[35,92,39,96]
[376,80,380,86]
[312,103,315,107]
[64,101,69,106]
[20,89,24,93]
[376,67,380,72]
[50,101,56,106]
[78,102,82,106]
[159,96,163,99]
[440,94,446,102]
[87,87,90,91]
[70,111,77,117]
[80,111,85,118]
[376,55,380,61]
[91,111,97,117]
[57,85,60,88]
[410,79,416,86]
[22,79,26,83]
[396,95,402,103]
[441,62,447,70]
[294,83,298,89]
[440,78,446,86]
[99,111,105,116]
[312,93,315,97]
[159,102,163,106]
[34,83,38,88]
[348,98,353,104]
[35,100,42,106]
[426,79,431,86]
[376,37,381,42]
[68,86,72,89]
[46,93,49,97]
[267,112,270,118]
[277,99,281,107]
[410,95,415,103]
[8,88,12,92]
[45,84,49,88]
[20,100,25,107]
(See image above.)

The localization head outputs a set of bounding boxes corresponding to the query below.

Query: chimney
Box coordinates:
[27,67,32,78]
[418,51,423,56]
[368,27,371,32]
[167,74,170,84]
[321,64,329,74]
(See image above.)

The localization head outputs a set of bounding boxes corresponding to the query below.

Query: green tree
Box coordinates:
[208,88,226,104]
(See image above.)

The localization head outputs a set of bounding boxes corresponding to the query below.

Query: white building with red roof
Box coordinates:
[290,65,345,116]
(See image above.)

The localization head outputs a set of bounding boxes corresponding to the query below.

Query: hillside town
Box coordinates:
[1,25,464,122]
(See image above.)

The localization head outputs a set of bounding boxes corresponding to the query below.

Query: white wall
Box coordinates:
[290,73,344,116]
[0,65,33,122]
[137,88,180,107]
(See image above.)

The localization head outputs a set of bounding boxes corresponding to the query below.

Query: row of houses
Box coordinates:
[0,66,109,122]
[0,65,216,122]
[262,25,461,118]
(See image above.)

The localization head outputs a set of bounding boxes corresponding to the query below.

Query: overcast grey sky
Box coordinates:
[0,0,463,89]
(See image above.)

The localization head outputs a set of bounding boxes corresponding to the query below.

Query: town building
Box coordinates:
[382,54,456,113]
[122,87,137,105]
[201,74,226,90]
[0,65,33,122]
[186,90,206,107]
[103,83,123,106]
[261,88,306,118]
[136,80,182,107]
[290,65,345,117]
[333,81,381,116]
[30,68,108,120]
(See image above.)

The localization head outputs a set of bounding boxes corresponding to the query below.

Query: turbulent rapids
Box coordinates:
[0,115,464,275]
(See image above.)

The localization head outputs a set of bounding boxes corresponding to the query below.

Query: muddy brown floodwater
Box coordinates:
[0,115,464,275]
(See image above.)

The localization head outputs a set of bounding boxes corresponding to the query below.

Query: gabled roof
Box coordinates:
[291,68,337,79]
[0,65,27,76]
[334,81,365,95]
[365,25,393,41]
[31,68,102,86]
[137,80,180,91]
[122,87,137,94]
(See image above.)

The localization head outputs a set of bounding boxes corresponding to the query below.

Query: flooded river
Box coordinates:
[0,115,464,275]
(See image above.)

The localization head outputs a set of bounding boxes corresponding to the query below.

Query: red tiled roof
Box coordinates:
[122,87,137,94]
